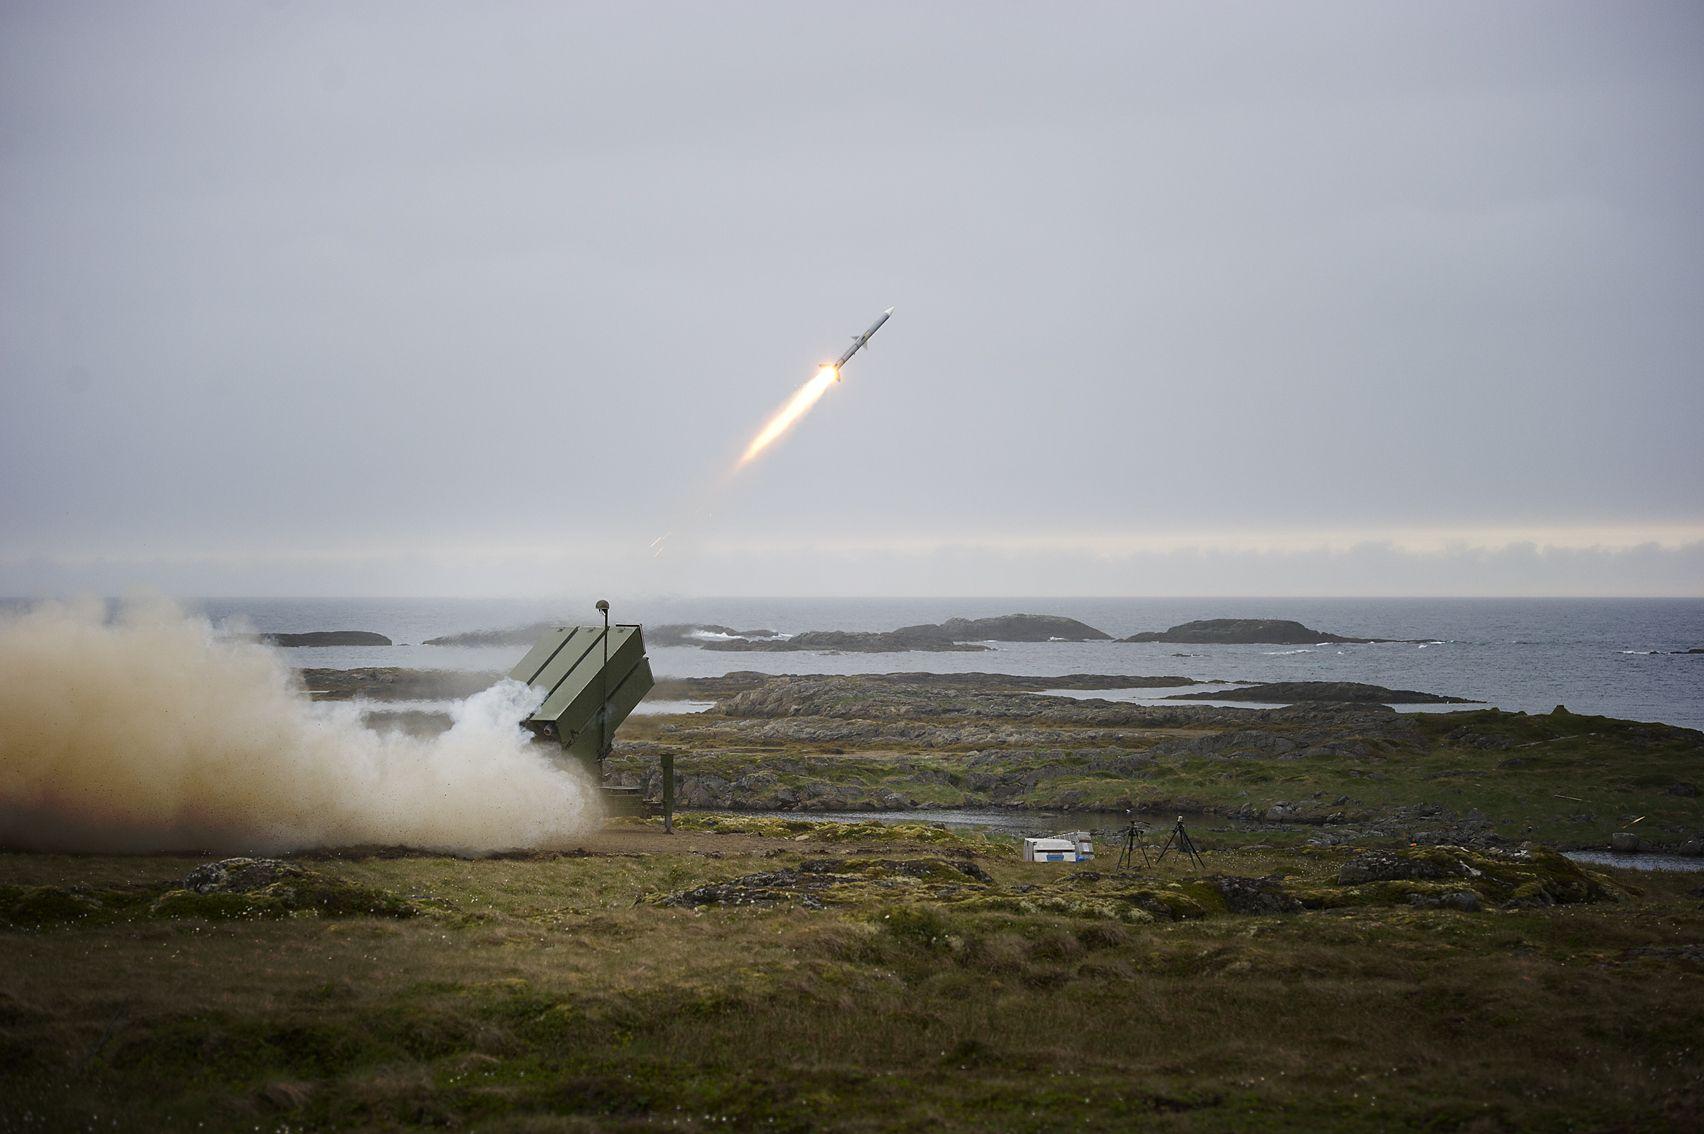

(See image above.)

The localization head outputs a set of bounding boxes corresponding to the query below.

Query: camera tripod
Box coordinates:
[1115,819,1150,870]
[1155,815,1204,868]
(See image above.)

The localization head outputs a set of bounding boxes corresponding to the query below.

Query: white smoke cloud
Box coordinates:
[0,596,599,853]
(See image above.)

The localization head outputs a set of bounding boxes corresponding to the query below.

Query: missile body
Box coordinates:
[832,306,894,375]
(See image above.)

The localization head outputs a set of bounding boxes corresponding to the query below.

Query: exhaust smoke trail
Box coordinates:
[0,597,600,853]
[736,365,839,468]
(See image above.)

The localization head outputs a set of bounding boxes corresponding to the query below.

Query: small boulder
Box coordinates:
[1209,875,1302,915]
[182,857,304,893]
[159,858,415,919]
[1408,890,1482,913]
[1609,832,1641,854]
[1338,850,1455,885]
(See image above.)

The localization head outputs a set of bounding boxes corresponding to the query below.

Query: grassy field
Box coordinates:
[3,820,1701,1133]
[614,696,1704,849]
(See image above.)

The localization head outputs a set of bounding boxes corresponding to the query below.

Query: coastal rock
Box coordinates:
[936,614,1112,642]
[700,613,1112,653]
[424,623,558,647]
[704,625,987,653]
[296,667,499,702]
[262,631,391,647]
[649,624,782,647]
[1122,618,1410,645]
[1609,832,1641,853]
[1169,681,1478,705]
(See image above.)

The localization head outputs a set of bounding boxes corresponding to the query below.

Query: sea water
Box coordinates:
[146,596,1704,731]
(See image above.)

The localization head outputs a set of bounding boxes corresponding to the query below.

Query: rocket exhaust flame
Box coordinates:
[651,309,889,556]
[731,307,892,471]
[736,364,840,467]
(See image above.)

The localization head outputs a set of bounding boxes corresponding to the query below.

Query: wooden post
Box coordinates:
[661,752,675,834]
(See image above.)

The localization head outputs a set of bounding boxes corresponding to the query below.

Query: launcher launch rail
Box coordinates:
[508,623,654,774]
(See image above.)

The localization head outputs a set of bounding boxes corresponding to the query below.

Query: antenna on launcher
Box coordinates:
[596,599,610,770]
[507,603,653,815]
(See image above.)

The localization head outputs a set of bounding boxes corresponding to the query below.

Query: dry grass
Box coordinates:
[1,826,1700,1133]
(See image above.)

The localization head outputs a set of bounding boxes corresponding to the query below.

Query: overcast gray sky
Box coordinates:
[3,1,1700,597]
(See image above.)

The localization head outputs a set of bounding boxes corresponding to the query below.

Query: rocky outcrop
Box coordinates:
[1209,875,1304,914]
[1326,845,1618,908]
[427,613,1113,652]
[262,631,391,647]
[423,623,557,647]
[704,626,988,653]
[0,859,416,927]
[936,615,1112,642]
[1123,619,1414,645]
[711,675,1171,721]
[1169,681,1479,705]
[700,613,1113,653]
[154,858,416,919]
[646,843,1617,921]
[296,667,499,702]
[182,857,304,893]
[607,697,1421,816]
[659,857,992,909]
[649,624,782,647]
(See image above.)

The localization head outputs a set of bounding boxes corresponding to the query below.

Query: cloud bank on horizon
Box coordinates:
[1,3,1699,597]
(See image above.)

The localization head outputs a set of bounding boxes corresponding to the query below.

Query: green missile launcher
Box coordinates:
[508,622,654,775]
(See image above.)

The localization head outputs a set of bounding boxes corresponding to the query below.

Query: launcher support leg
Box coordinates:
[661,752,676,834]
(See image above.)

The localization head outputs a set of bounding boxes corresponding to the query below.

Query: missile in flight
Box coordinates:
[830,306,894,378]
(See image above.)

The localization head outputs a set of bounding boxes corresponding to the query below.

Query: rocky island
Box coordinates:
[1123,617,1421,644]
[702,613,1112,652]
[424,613,1112,652]
[422,622,559,647]
[648,624,784,646]
[260,630,392,647]
[1168,680,1481,704]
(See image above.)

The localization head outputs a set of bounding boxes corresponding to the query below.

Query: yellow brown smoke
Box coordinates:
[0,597,599,853]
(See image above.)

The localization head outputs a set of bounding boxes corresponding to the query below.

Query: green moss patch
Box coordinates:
[1,863,414,929]
[149,874,414,920]
[1333,845,1620,906]
[656,812,1007,851]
